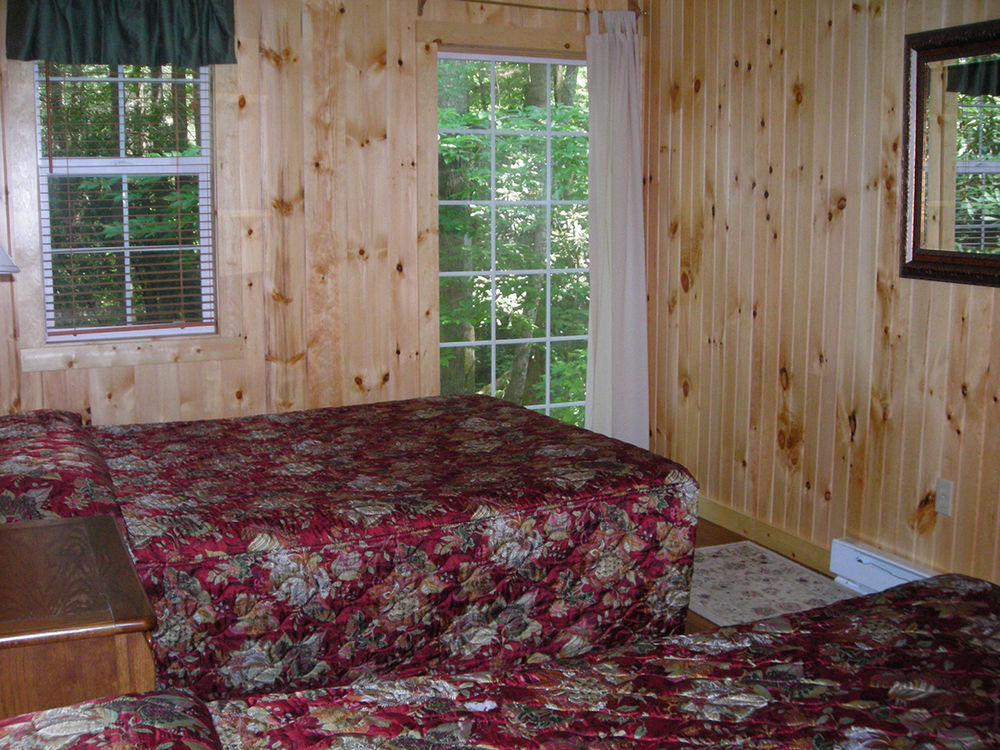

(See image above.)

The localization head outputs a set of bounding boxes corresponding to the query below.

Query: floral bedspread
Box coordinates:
[205,574,1000,748]
[0,410,120,523]
[4,575,997,749]
[91,395,699,701]
[0,691,220,750]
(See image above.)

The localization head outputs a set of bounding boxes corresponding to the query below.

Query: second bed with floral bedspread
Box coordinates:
[4,575,997,748]
[88,394,698,701]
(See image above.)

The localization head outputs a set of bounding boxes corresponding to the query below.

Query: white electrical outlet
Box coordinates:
[935,477,954,517]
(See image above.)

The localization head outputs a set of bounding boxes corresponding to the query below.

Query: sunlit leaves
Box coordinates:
[495,136,546,200]
[439,133,490,200]
[438,57,589,426]
[440,204,490,272]
[497,206,546,269]
[954,93,1000,254]
[551,273,589,337]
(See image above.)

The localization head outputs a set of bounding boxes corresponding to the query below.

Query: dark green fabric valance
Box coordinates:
[6,0,236,67]
[946,59,1000,97]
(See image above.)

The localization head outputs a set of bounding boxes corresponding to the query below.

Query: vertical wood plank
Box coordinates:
[387,0,421,400]
[303,0,346,409]
[416,36,441,396]
[729,0,754,515]
[86,367,135,425]
[260,0,307,413]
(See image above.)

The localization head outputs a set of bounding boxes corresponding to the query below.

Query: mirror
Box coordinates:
[902,18,1000,287]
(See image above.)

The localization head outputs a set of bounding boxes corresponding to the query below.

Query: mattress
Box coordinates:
[89,394,698,700]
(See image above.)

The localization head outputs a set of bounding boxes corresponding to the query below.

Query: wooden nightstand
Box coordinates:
[0,515,156,719]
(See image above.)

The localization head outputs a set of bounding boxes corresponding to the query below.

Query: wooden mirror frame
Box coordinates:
[901,18,1000,288]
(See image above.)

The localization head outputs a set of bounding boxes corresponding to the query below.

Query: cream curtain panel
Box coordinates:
[584,11,649,449]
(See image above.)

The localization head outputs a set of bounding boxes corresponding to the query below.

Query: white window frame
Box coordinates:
[438,52,588,420]
[34,65,216,342]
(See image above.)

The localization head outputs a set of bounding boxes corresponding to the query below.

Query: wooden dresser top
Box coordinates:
[0,516,155,646]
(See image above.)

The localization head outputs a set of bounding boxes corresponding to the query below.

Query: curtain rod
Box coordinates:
[417,1,646,18]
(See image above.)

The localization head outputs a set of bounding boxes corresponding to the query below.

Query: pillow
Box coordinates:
[0,690,223,750]
[0,410,120,523]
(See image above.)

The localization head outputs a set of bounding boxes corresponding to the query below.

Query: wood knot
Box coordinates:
[908,491,938,535]
[238,94,247,109]
[272,198,294,216]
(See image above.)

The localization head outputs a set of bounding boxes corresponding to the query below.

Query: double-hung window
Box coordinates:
[437,55,589,426]
[953,78,1000,253]
[35,63,216,340]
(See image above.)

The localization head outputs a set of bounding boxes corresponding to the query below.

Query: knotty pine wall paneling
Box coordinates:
[646,0,1000,583]
[0,0,616,421]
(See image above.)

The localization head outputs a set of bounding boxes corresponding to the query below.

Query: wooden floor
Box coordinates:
[684,519,746,634]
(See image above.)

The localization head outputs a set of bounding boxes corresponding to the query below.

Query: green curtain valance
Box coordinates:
[6,0,236,67]
[946,59,1000,97]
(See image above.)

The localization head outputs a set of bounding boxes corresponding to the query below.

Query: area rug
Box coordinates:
[689,541,854,626]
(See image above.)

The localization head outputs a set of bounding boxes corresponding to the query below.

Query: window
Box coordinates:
[437,55,589,426]
[953,73,1000,253]
[35,63,216,340]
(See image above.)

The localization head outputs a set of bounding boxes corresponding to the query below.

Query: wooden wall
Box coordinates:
[645,0,1000,583]
[7,0,993,583]
[0,0,608,424]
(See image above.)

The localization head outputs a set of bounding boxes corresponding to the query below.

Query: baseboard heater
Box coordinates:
[829,537,937,595]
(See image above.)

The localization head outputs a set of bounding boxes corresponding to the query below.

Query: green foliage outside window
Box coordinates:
[37,63,211,334]
[953,84,1000,254]
[438,58,589,427]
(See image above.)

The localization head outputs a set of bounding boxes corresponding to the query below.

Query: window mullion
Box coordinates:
[489,60,498,398]
[544,62,553,415]
[115,67,136,326]
[121,174,134,326]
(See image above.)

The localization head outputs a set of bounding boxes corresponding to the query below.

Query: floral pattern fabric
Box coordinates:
[91,394,699,701]
[0,410,120,523]
[3,576,997,749]
[0,690,221,750]
[205,574,1000,749]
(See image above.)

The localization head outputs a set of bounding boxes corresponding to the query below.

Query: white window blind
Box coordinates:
[35,63,216,341]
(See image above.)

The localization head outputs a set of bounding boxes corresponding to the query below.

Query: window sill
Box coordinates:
[19,336,244,373]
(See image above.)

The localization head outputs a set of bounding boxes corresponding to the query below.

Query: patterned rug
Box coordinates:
[689,541,855,626]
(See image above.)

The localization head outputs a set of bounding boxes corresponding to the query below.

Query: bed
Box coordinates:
[0,394,698,701]
[2,574,997,748]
